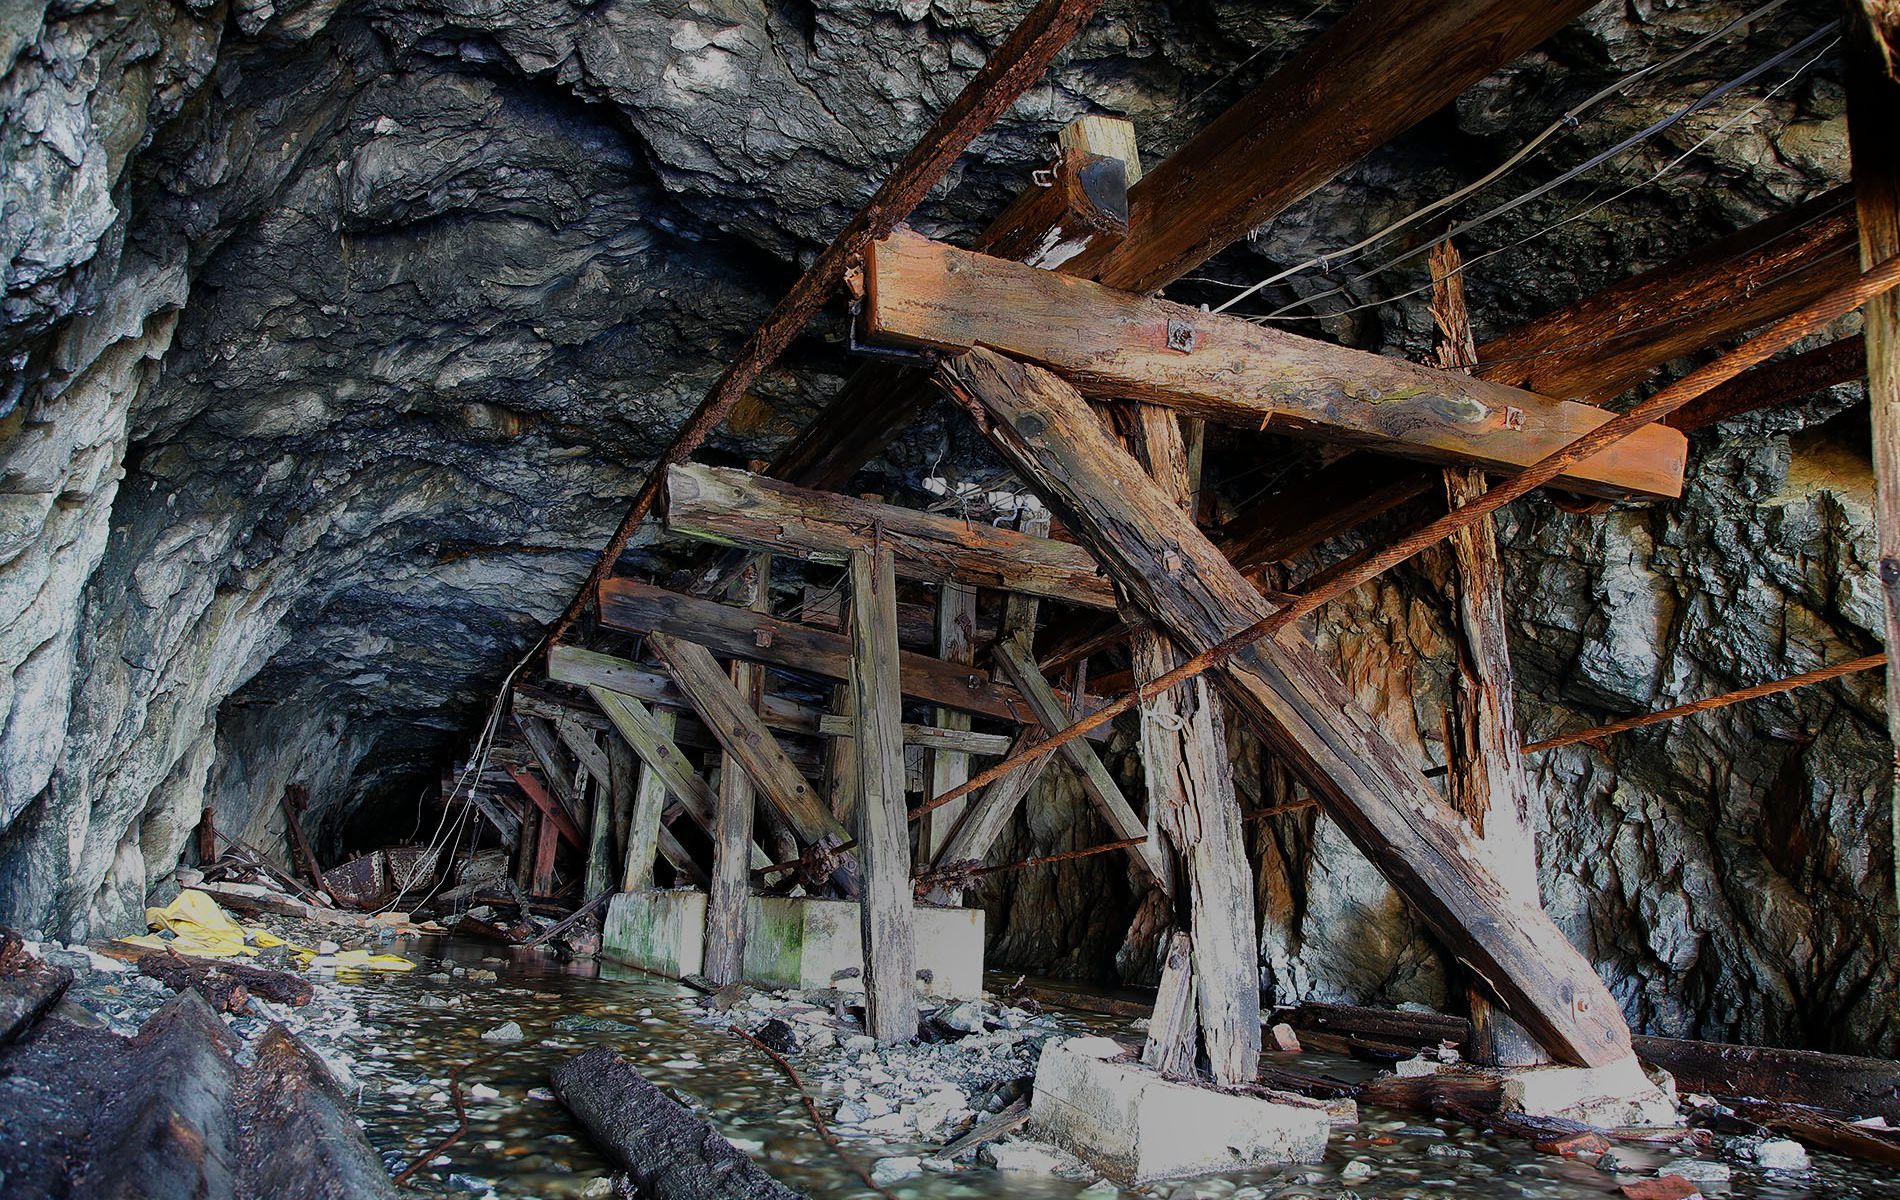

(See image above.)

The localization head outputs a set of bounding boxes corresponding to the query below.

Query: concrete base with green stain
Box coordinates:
[600,890,983,998]
[600,889,707,978]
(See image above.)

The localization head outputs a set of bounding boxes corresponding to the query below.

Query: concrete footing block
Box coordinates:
[1027,1036,1330,1183]
[600,889,707,978]
[1498,1055,1683,1127]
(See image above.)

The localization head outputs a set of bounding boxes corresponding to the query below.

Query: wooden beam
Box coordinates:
[548,0,1106,645]
[1666,335,1867,432]
[1847,0,1900,928]
[940,347,1635,1066]
[704,558,769,985]
[507,766,585,851]
[618,712,664,893]
[1431,238,1548,1069]
[920,582,980,865]
[599,578,1109,733]
[867,229,1687,500]
[1084,0,1598,292]
[992,636,1169,883]
[973,143,1127,268]
[649,633,861,895]
[531,801,560,896]
[517,716,584,824]
[1476,186,1859,404]
[1141,931,1198,1079]
[849,545,920,1043]
[1214,454,1436,576]
[663,461,1117,608]
[587,685,730,852]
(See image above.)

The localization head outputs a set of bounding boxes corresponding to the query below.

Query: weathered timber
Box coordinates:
[607,724,638,868]
[650,633,860,896]
[507,766,585,851]
[1081,0,1599,293]
[532,796,561,895]
[518,715,585,824]
[548,0,1107,646]
[1848,0,1900,926]
[1140,931,1198,1079]
[577,740,616,901]
[973,143,1128,267]
[1476,186,1860,403]
[549,643,1006,755]
[278,785,339,906]
[589,685,761,877]
[706,558,768,985]
[600,578,1108,733]
[553,1045,804,1199]
[849,545,920,1043]
[139,951,314,1009]
[1666,335,1867,432]
[938,1098,1032,1160]
[555,717,614,789]
[663,461,1117,608]
[241,1023,404,1199]
[868,229,1686,500]
[1121,389,1262,1086]
[921,582,980,865]
[1431,238,1548,1069]
[0,931,71,1044]
[993,635,1169,883]
[941,348,1634,1066]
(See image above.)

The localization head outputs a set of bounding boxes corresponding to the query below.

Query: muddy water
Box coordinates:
[321,937,1899,1199]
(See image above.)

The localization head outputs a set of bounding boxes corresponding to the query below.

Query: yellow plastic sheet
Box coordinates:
[139,889,256,957]
[332,947,417,972]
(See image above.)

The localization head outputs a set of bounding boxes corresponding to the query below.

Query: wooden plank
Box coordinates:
[587,686,722,843]
[662,461,1117,608]
[1847,0,1900,929]
[1666,335,1866,432]
[940,347,1634,1066]
[920,582,980,864]
[508,766,585,851]
[549,0,1108,646]
[1141,931,1198,1079]
[850,545,920,1043]
[992,636,1168,883]
[1121,399,1260,1086]
[615,720,662,893]
[578,740,615,901]
[517,716,584,824]
[706,558,769,984]
[869,229,1686,500]
[1476,186,1859,404]
[649,633,861,895]
[600,578,1109,734]
[1431,238,1548,1070]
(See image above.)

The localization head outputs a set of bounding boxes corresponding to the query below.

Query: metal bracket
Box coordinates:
[1165,318,1197,353]
[847,297,942,366]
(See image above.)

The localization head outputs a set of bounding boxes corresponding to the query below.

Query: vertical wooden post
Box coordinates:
[195,807,217,866]
[824,682,861,827]
[608,735,639,885]
[582,751,615,899]
[620,710,676,893]
[533,802,561,896]
[516,808,539,891]
[706,556,770,986]
[920,582,980,870]
[1141,931,1199,1079]
[1846,0,1900,923]
[1429,238,1552,1068]
[850,544,919,1043]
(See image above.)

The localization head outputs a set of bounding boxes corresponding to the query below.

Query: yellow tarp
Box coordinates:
[130,889,414,972]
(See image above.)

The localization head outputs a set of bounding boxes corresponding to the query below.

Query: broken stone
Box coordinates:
[479,1021,524,1043]
[1619,1177,1703,1200]
[1754,1138,1810,1172]
[870,1155,922,1185]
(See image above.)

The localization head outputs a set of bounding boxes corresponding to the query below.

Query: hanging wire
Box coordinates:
[1233,31,1840,329]
[1203,3,1822,317]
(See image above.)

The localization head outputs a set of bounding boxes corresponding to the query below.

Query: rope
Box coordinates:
[907,253,1900,826]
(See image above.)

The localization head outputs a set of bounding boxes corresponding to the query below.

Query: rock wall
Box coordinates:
[3,0,1894,1055]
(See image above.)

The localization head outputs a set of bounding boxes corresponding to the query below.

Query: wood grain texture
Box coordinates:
[849,546,920,1043]
[868,230,1686,499]
[1665,335,1866,432]
[619,710,670,893]
[920,582,980,865]
[1141,931,1198,1079]
[941,347,1634,1066]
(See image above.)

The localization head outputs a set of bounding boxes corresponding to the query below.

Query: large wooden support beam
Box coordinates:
[849,546,920,1043]
[866,230,1686,500]
[663,462,1117,608]
[975,143,1128,268]
[702,558,769,985]
[599,578,1107,733]
[1846,0,1900,924]
[1666,336,1867,433]
[1080,0,1599,293]
[1476,186,1859,403]
[940,347,1634,1067]
[650,633,861,897]
[992,636,1169,884]
[517,716,584,824]
[920,583,980,864]
[508,766,584,852]
[586,684,749,869]
[548,644,1010,756]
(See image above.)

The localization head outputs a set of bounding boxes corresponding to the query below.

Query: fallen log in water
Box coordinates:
[239,1024,401,1197]
[553,1044,805,1200]
[0,930,72,1044]
[138,950,315,1008]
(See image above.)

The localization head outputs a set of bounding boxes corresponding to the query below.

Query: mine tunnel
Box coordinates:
[5,0,1900,1196]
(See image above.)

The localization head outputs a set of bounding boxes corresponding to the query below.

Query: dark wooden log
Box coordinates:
[975,144,1128,267]
[920,582,981,866]
[1083,0,1600,293]
[1665,335,1867,432]
[868,229,1687,500]
[239,1024,403,1199]
[707,557,768,984]
[600,577,1109,733]
[1846,0,1900,930]
[1476,187,1859,403]
[941,347,1634,1067]
[850,545,920,1043]
[139,951,316,1010]
[0,931,72,1045]
[547,0,1108,646]
[554,1044,804,1200]
[663,461,1117,609]
[1215,454,1437,576]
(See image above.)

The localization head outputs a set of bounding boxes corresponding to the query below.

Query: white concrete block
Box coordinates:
[600,889,706,978]
[1028,1037,1330,1183]
[1498,1054,1683,1127]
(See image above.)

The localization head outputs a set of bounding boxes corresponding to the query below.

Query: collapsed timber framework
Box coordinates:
[441,0,1900,1090]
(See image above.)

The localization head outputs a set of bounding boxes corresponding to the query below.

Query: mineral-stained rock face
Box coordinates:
[2,0,1893,1055]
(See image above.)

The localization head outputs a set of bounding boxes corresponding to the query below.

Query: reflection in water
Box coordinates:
[323,936,1894,1199]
